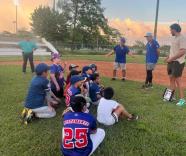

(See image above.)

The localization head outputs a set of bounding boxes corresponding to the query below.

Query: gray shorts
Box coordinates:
[114,62,126,70]
[146,63,156,70]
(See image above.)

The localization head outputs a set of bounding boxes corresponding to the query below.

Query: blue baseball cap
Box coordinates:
[70,75,86,85]
[35,63,50,75]
[120,37,126,43]
[144,32,153,37]
[82,66,91,74]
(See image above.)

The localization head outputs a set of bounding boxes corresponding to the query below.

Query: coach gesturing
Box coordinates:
[18,38,38,74]
[165,24,186,106]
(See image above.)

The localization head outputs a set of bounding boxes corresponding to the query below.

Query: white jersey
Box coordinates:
[97,98,119,125]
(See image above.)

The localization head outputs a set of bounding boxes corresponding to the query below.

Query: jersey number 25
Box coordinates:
[63,128,88,149]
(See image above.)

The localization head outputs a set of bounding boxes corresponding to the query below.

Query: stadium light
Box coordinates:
[13,0,19,34]
[154,0,160,40]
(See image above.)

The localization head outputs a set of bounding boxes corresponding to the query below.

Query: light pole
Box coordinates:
[154,0,160,40]
[53,0,56,11]
[15,4,18,33]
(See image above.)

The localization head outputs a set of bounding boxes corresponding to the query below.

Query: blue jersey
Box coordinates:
[25,76,49,109]
[114,45,130,63]
[82,73,91,80]
[146,40,160,63]
[50,64,64,89]
[61,112,97,156]
[65,86,81,107]
[89,82,100,102]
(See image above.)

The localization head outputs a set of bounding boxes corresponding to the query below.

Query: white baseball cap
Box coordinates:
[144,32,153,37]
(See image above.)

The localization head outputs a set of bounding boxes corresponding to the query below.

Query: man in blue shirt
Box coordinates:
[61,96,105,156]
[18,38,38,74]
[89,73,102,105]
[106,37,133,81]
[142,33,160,89]
[24,63,56,119]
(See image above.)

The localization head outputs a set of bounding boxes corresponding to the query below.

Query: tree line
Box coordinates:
[30,0,121,49]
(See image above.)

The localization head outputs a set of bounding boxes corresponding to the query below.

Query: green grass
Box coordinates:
[0,54,166,65]
[1,65,186,156]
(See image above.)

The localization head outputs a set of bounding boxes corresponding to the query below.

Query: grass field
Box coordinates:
[0,54,167,65]
[1,65,186,156]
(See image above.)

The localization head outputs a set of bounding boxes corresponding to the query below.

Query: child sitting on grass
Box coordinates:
[89,73,102,105]
[23,63,58,122]
[65,75,86,107]
[50,53,66,98]
[64,70,81,97]
[97,87,138,126]
[66,64,80,84]
[61,96,105,156]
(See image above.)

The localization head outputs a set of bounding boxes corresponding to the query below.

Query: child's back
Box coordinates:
[97,97,119,125]
[25,76,49,109]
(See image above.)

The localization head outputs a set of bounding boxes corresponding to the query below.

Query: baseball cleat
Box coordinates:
[24,109,34,125]
[141,84,148,89]
[148,83,153,89]
[21,108,28,119]
[111,78,116,80]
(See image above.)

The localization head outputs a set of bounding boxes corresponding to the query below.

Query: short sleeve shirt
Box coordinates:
[18,41,38,53]
[25,76,49,109]
[146,39,160,63]
[50,64,64,88]
[170,34,186,64]
[114,45,130,63]
[61,112,97,156]
[65,86,81,106]
[89,82,100,102]
[97,98,119,124]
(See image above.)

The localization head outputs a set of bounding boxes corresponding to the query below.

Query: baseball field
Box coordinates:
[0,54,186,156]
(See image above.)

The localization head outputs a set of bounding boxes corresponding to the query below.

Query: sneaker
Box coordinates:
[127,114,139,121]
[24,109,34,125]
[142,84,148,89]
[176,99,186,106]
[148,83,153,89]
[21,108,28,119]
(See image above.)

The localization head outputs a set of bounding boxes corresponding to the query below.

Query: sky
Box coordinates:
[0,0,186,44]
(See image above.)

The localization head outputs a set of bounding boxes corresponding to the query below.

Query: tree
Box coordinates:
[132,40,146,55]
[30,6,69,41]
[57,0,116,47]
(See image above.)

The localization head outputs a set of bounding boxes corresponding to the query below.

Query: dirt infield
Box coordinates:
[1,60,186,87]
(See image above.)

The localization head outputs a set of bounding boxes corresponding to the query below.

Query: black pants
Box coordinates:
[22,52,35,73]
[145,70,153,84]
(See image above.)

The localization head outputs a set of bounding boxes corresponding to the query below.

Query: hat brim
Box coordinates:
[72,65,79,68]
[71,77,86,85]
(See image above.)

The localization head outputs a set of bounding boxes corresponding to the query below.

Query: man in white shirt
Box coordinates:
[165,24,186,106]
[97,87,138,126]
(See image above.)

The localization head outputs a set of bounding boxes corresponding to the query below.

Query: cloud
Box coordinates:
[108,18,186,45]
[1,1,186,45]
[0,0,51,32]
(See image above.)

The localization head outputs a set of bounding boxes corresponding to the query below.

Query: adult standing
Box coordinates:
[18,37,38,74]
[142,32,160,89]
[106,37,133,81]
[165,23,186,106]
